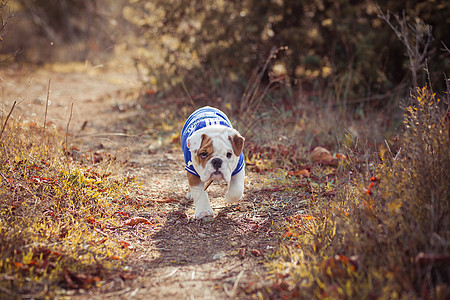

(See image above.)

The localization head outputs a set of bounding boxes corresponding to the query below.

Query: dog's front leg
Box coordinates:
[224,167,245,203]
[187,172,214,219]
[191,186,214,219]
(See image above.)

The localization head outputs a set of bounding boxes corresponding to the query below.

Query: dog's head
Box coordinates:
[187,125,244,183]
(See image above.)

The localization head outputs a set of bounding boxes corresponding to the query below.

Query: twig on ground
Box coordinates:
[94,227,110,237]
[0,100,16,141]
[100,287,135,298]
[65,103,74,150]
[43,78,51,129]
[163,268,179,279]
[73,132,144,141]
[0,285,13,297]
[0,171,10,185]
[0,49,22,64]
[223,270,244,298]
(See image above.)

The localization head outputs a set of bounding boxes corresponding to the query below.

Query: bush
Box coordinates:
[123,0,450,105]
[266,86,449,298]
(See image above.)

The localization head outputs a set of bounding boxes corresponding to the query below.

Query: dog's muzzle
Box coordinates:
[210,158,224,179]
[211,158,222,171]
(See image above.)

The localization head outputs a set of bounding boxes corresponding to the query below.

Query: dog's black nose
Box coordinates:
[211,158,222,170]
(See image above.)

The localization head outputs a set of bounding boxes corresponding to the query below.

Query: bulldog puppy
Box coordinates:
[181,106,245,219]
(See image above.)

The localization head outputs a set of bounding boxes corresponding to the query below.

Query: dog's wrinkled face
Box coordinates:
[187,126,244,183]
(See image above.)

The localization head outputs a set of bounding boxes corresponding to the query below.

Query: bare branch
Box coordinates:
[0,0,14,34]
[377,6,433,90]
[441,42,450,55]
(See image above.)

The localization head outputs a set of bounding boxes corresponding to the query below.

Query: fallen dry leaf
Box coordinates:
[288,169,310,177]
[250,249,263,257]
[124,217,153,226]
[336,153,347,160]
[118,240,135,250]
[238,248,247,259]
[283,231,293,238]
[63,269,100,289]
[301,215,316,220]
[365,182,375,195]
[155,198,179,203]
[311,147,336,163]
[172,133,181,144]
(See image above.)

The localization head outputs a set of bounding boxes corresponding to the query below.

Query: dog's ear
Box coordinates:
[229,132,245,156]
[187,132,205,152]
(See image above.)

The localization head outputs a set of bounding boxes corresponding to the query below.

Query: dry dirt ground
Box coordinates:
[1,64,302,299]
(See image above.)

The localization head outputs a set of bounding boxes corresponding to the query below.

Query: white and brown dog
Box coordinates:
[181,106,245,219]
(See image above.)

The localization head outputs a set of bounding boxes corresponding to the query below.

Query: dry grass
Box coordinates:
[0,118,139,298]
[262,86,449,299]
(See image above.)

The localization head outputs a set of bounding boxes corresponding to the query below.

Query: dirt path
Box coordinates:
[1,64,288,299]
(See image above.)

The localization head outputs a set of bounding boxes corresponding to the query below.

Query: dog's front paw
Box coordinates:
[224,193,239,203]
[194,208,214,219]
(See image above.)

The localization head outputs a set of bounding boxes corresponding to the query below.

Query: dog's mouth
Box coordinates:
[210,171,223,180]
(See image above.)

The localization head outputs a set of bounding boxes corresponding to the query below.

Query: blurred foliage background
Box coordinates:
[2,0,450,108]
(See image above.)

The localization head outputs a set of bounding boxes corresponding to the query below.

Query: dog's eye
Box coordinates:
[226,152,232,159]
[199,152,208,159]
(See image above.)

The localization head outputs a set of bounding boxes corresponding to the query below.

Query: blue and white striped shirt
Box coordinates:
[181,107,244,177]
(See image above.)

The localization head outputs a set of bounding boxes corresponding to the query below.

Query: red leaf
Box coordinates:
[118,240,130,247]
[118,240,134,250]
[90,238,108,245]
[250,249,263,257]
[28,260,40,266]
[86,216,96,224]
[283,231,293,238]
[298,215,315,220]
[365,182,375,195]
[336,153,347,160]
[30,176,41,184]
[238,248,247,259]
[14,262,24,268]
